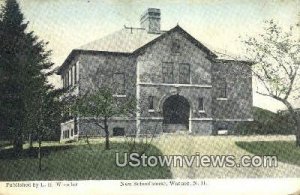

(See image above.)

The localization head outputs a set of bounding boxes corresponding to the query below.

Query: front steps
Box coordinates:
[163,124,189,133]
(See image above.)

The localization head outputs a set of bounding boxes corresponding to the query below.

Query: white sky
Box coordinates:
[2,0,299,111]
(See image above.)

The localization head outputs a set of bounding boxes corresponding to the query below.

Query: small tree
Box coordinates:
[72,87,136,150]
[242,20,300,146]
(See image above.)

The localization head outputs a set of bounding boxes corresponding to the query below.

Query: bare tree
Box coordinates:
[242,20,300,146]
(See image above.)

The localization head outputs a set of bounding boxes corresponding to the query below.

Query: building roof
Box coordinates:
[78,26,163,53]
[57,25,217,74]
[58,25,253,74]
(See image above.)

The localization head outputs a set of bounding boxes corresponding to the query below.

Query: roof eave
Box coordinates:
[213,58,256,66]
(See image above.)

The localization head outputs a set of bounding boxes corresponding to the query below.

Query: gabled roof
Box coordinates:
[133,25,217,58]
[57,25,218,74]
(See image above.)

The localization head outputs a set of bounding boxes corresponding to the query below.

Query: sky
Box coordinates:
[2,0,300,111]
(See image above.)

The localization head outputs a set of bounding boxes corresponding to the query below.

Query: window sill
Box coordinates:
[113,94,127,98]
[198,110,205,113]
[217,98,228,101]
[148,109,155,113]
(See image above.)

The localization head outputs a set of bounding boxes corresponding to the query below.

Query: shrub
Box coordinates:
[235,107,294,135]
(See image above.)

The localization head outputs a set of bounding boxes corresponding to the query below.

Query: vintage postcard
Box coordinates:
[0,0,299,194]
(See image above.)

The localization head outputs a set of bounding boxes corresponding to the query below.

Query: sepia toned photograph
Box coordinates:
[0,0,299,194]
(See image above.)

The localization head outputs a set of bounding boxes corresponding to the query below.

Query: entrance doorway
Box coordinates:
[162,95,190,132]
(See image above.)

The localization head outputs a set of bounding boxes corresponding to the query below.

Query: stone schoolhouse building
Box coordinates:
[57,8,253,141]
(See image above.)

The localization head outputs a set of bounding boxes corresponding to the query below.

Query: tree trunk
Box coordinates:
[295,119,300,147]
[104,117,110,150]
[283,100,300,147]
[38,137,42,171]
[13,128,23,156]
[29,132,33,149]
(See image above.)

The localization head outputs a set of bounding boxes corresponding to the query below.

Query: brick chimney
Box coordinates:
[140,8,161,34]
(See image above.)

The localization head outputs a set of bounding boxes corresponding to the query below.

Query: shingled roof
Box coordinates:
[78,27,163,53]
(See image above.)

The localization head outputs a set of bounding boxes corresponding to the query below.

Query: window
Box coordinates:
[72,65,76,85]
[75,62,79,84]
[62,75,65,89]
[113,73,125,95]
[162,63,174,83]
[218,79,227,98]
[68,69,72,87]
[179,63,190,84]
[171,39,180,53]
[148,96,154,110]
[65,72,69,88]
[71,68,73,86]
[71,129,74,137]
[63,130,70,139]
[113,127,125,136]
[198,97,204,111]
[74,126,78,135]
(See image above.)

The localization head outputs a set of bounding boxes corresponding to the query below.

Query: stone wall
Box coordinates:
[211,60,253,132]
[137,30,212,85]
[135,29,214,135]
[78,52,137,98]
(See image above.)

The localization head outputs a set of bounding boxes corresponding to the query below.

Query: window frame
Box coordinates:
[148,96,154,111]
[217,78,227,99]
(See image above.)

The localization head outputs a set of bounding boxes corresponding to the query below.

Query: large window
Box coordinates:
[179,63,190,84]
[113,73,125,95]
[162,63,174,83]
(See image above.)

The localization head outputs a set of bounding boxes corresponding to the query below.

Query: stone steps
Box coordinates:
[163,124,188,133]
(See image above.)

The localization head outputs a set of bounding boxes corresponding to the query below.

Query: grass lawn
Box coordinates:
[0,135,299,180]
[236,141,300,166]
[0,140,10,148]
[0,139,172,181]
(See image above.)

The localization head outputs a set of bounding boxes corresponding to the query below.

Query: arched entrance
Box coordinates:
[162,95,190,132]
